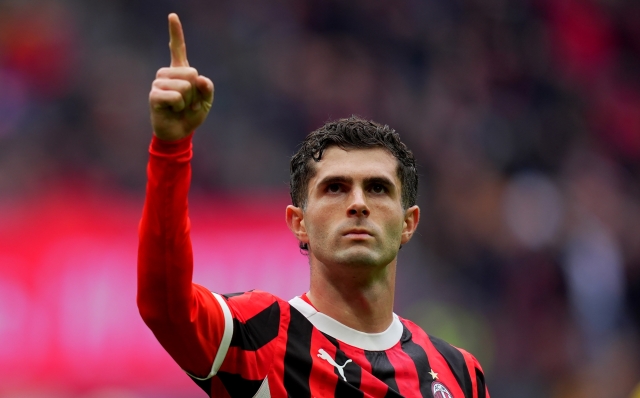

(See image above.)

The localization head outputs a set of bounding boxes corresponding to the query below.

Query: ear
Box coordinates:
[400,205,420,245]
[286,205,309,245]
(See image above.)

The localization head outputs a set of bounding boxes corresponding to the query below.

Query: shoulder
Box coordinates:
[399,317,489,396]
[218,290,288,322]
[399,316,483,366]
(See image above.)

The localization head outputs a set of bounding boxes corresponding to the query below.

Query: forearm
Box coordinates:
[137,133,194,322]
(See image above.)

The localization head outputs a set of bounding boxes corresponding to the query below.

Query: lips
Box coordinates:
[342,228,373,237]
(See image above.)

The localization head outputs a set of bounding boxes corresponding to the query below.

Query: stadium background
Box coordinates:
[1,0,640,397]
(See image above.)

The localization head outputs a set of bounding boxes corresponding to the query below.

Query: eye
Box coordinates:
[327,183,341,193]
[371,183,386,194]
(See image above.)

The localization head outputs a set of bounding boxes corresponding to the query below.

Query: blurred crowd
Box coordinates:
[1,0,639,396]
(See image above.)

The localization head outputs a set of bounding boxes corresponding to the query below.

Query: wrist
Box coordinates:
[150,132,194,155]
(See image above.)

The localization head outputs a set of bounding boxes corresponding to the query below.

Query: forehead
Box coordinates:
[310,146,399,183]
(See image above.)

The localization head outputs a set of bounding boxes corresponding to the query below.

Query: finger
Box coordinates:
[191,76,214,112]
[168,13,189,67]
[153,78,193,96]
[195,76,214,105]
[153,78,195,108]
[150,89,186,112]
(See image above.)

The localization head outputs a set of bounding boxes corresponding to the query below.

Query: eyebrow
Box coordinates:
[317,175,352,186]
[317,175,397,189]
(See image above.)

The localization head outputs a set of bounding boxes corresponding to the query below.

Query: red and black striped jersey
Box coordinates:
[138,135,490,398]
[187,290,489,398]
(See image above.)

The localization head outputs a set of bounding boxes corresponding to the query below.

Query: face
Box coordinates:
[286,146,419,269]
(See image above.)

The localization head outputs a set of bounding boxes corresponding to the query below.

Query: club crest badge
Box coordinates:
[431,381,453,398]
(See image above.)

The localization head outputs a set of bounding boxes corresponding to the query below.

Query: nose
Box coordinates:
[347,188,369,217]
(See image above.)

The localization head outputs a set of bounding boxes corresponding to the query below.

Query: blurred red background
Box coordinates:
[0,186,307,397]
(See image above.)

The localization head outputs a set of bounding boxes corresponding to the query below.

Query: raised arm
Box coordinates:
[137,13,223,378]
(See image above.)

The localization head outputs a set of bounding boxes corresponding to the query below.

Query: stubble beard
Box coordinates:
[312,236,399,271]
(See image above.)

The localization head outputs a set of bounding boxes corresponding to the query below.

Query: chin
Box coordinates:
[333,247,386,268]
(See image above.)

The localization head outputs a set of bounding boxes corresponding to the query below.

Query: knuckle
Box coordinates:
[156,67,170,77]
[149,91,162,104]
[182,80,194,92]
[154,89,169,98]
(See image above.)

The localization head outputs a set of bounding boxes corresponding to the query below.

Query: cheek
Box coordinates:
[382,210,406,241]
[385,221,403,242]
[305,208,335,241]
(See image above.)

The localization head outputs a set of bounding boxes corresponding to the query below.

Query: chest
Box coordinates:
[267,329,465,398]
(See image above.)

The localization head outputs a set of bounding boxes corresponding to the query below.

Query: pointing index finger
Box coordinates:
[168,13,189,67]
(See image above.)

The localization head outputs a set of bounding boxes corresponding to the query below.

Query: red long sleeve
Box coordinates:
[137,134,225,378]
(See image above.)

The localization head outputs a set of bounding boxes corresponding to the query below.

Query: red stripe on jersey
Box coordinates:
[461,348,490,398]
[309,329,340,397]
[406,323,465,397]
[459,348,478,398]
[218,343,274,380]
[386,344,422,398]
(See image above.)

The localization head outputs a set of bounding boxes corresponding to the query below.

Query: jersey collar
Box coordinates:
[288,296,403,351]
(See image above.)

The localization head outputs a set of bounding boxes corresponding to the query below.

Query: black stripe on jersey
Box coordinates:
[323,334,364,397]
[476,367,486,398]
[217,371,264,397]
[364,350,402,397]
[429,336,473,398]
[284,307,313,397]
[383,387,404,398]
[187,375,211,395]
[230,301,280,350]
[399,325,433,398]
[222,291,248,299]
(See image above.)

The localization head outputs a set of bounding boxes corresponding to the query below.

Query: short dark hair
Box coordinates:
[289,115,418,251]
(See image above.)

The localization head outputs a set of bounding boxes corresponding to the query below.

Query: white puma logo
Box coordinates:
[317,348,352,382]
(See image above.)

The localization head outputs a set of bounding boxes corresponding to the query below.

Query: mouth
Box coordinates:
[342,229,373,239]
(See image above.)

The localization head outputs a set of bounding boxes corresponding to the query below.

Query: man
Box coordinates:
[138,13,489,398]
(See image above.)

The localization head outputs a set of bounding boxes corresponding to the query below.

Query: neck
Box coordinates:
[307,256,396,333]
